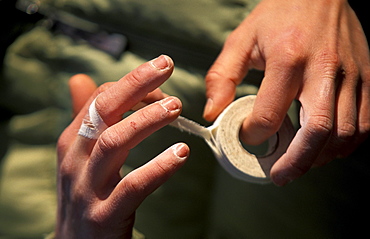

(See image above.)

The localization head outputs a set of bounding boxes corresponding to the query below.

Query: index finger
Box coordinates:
[203,29,255,121]
[96,55,174,126]
[240,55,301,145]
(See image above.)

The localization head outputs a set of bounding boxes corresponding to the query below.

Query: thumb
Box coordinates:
[69,74,97,117]
[203,30,255,121]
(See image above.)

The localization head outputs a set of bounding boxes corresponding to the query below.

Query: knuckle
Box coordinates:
[94,95,109,118]
[313,50,341,79]
[305,114,333,139]
[126,67,146,89]
[326,122,357,152]
[268,27,307,67]
[138,107,156,121]
[133,108,159,128]
[344,61,360,80]
[337,121,357,140]
[206,64,239,86]
[253,109,283,133]
[96,82,113,94]
[153,157,177,173]
[123,174,148,196]
[97,128,121,152]
[278,40,306,68]
[287,160,310,177]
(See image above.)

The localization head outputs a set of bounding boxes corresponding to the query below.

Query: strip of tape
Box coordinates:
[170,95,295,184]
[78,98,108,139]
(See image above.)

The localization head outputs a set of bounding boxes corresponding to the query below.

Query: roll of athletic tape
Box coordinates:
[170,95,295,184]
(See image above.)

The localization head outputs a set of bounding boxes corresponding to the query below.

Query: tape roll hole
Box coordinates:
[240,133,278,157]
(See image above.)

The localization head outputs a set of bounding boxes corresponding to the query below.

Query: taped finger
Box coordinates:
[78,97,108,139]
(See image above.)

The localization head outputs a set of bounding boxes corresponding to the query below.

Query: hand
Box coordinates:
[56,55,190,238]
[203,0,370,186]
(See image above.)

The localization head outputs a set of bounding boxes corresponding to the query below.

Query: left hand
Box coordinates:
[56,56,190,238]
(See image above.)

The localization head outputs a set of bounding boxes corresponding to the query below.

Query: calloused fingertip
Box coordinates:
[172,143,190,161]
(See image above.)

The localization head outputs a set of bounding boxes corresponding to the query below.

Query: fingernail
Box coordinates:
[150,55,172,70]
[173,143,189,160]
[159,97,181,113]
[203,98,213,119]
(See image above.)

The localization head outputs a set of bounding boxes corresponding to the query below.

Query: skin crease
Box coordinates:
[56,56,190,238]
[203,0,370,186]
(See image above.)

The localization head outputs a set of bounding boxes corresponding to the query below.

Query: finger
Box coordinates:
[271,67,337,186]
[74,55,173,148]
[96,55,174,126]
[104,143,189,219]
[314,67,358,165]
[131,88,167,111]
[344,68,370,155]
[143,88,167,103]
[356,70,370,145]
[348,27,370,154]
[343,7,370,154]
[89,96,182,189]
[69,74,98,117]
[59,82,115,157]
[240,55,302,145]
[203,28,255,121]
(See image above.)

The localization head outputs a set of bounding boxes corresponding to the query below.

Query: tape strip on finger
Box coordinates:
[78,97,108,139]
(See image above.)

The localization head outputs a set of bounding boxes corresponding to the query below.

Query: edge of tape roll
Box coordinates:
[213,95,295,183]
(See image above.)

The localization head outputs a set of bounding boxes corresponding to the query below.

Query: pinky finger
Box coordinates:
[106,143,190,217]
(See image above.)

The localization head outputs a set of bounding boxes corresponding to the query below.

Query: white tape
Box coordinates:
[78,98,108,139]
[170,95,295,184]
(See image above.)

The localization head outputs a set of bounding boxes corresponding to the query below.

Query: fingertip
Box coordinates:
[150,55,174,71]
[69,74,98,117]
[204,59,244,121]
[271,173,292,187]
[203,98,216,121]
[240,95,290,145]
[172,143,190,161]
[240,116,272,145]
[203,83,236,122]
[270,158,295,186]
[69,74,97,89]
[159,96,182,114]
